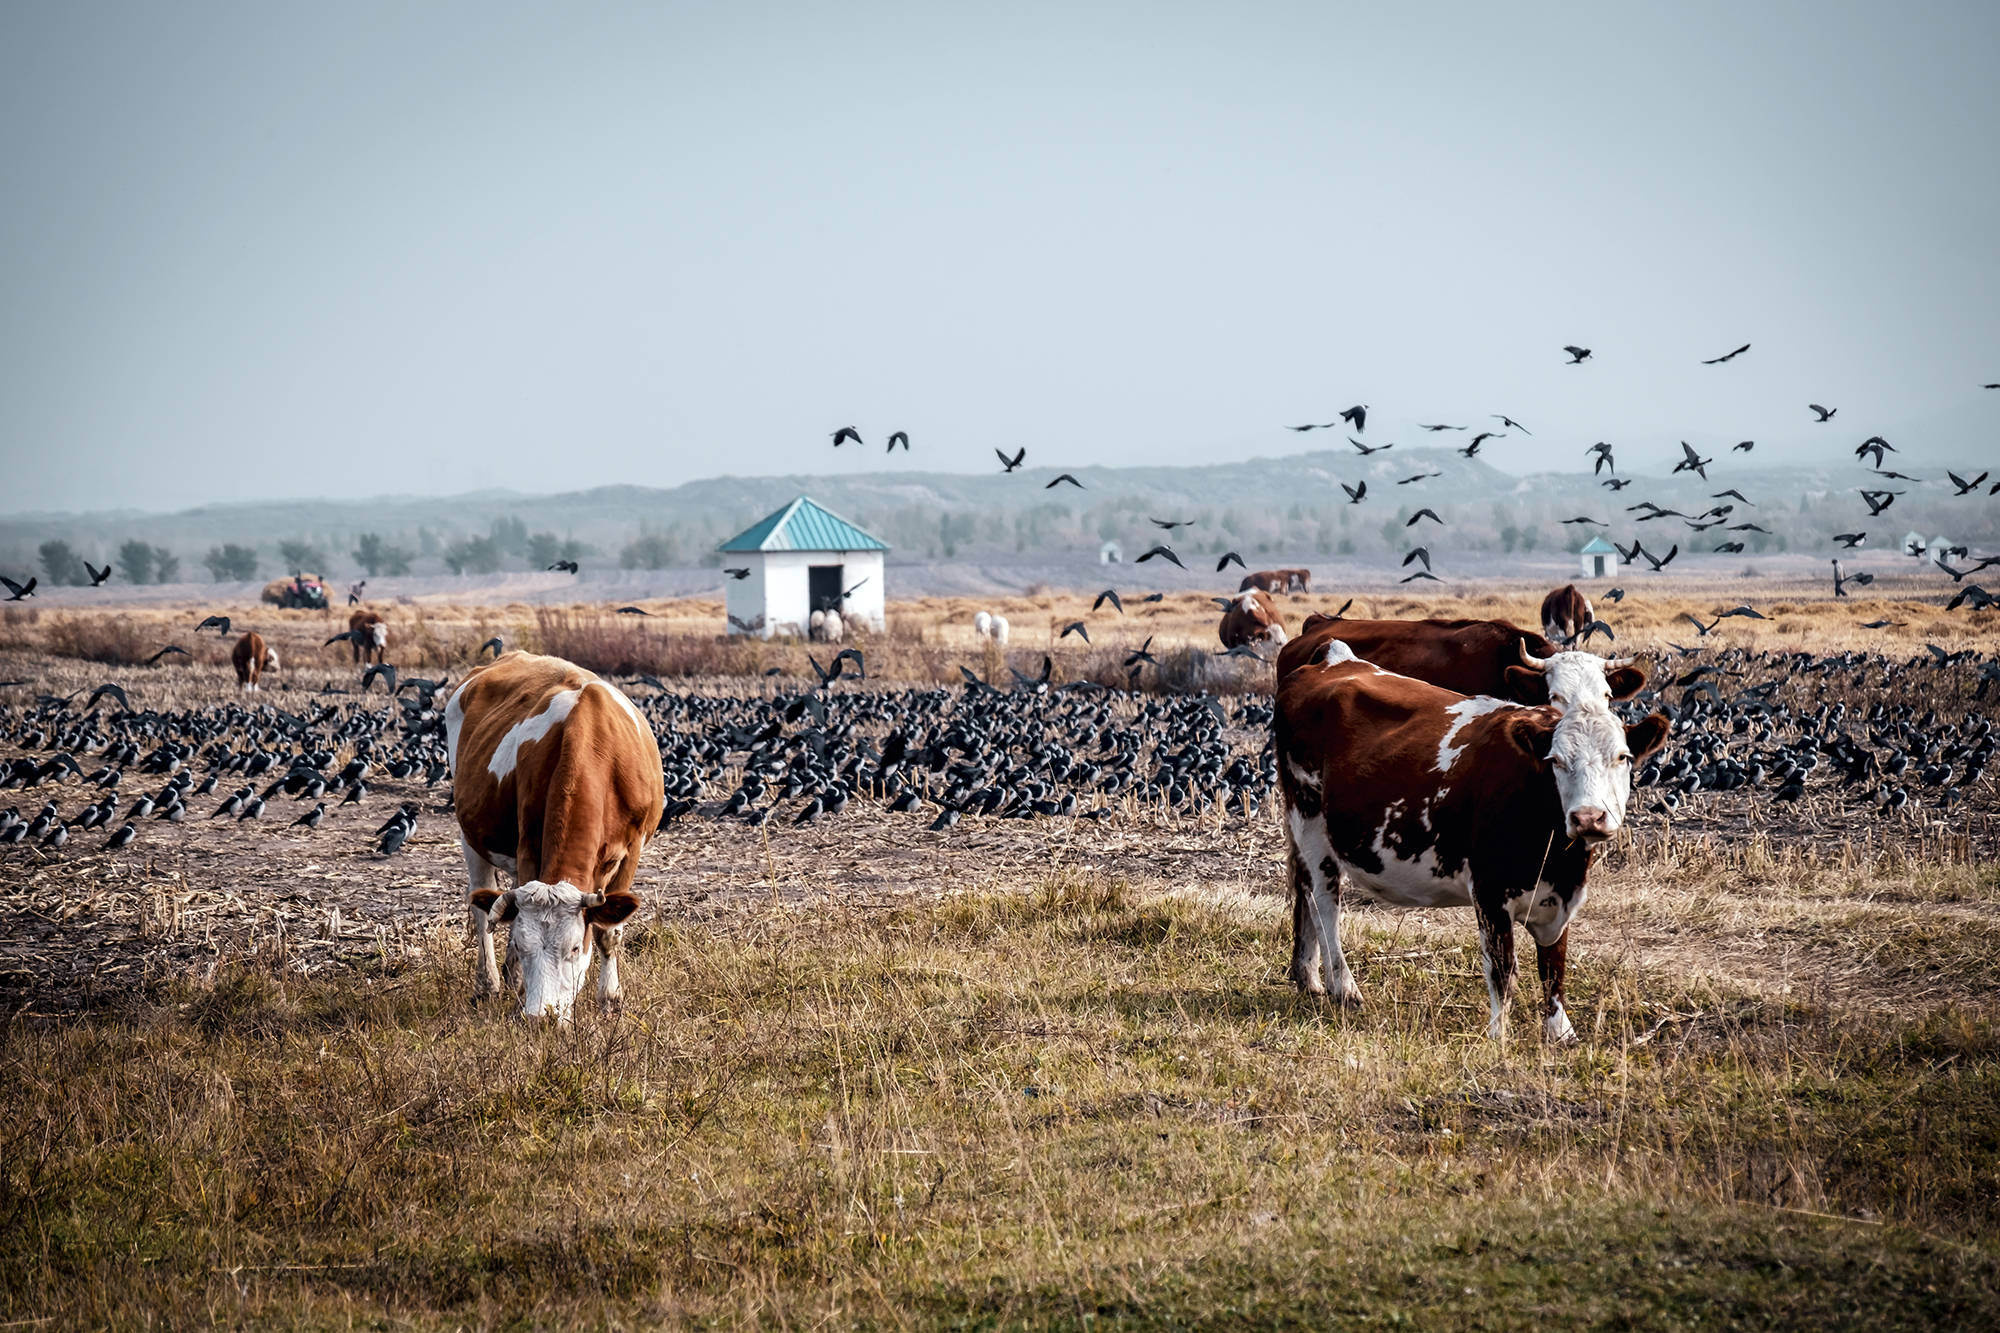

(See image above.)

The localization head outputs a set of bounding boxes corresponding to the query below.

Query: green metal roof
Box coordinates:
[718,496,890,553]
[1578,535,1618,555]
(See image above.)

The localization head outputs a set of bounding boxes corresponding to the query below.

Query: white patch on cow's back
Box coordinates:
[1435,696,1511,772]
[1320,638,1357,666]
[444,685,468,776]
[489,688,582,781]
[591,680,653,752]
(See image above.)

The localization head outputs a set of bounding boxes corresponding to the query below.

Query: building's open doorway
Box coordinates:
[809,563,844,612]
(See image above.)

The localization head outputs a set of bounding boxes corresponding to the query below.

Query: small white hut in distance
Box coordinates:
[719,496,889,638]
[1577,535,1617,579]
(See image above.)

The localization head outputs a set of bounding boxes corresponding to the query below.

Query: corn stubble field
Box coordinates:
[2,580,1997,1329]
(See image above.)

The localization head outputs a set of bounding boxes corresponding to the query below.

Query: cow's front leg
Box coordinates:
[1287,836,1323,994]
[594,923,624,1013]
[1477,904,1518,1042]
[1535,926,1575,1043]
[461,834,504,997]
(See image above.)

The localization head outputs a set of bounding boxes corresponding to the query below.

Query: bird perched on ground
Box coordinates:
[996,447,1026,472]
[1339,404,1368,432]
[293,802,326,829]
[1,576,36,601]
[1046,474,1083,489]
[1216,552,1245,572]
[886,431,910,452]
[1563,345,1592,364]
[1703,343,1751,364]
[830,425,862,447]
[1808,404,1837,422]
[195,615,230,634]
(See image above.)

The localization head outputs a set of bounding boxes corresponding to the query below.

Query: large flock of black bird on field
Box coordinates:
[2,343,1996,885]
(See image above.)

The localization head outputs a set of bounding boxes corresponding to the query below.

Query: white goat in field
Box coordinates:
[972,611,1009,645]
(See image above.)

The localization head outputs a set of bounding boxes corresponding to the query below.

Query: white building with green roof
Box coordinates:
[717,496,889,638]
[1577,534,1618,579]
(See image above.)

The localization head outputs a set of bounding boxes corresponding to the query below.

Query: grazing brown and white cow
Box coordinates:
[1275,640,1668,1040]
[1276,614,1646,705]
[347,610,388,664]
[231,632,279,692]
[1540,584,1594,645]
[1240,567,1312,595]
[445,651,664,1021]
[1218,588,1288,649]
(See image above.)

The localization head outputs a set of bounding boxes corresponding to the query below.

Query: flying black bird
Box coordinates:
[1349,437,1393,456]
[1572,620,1615,647]
[1136,545,1184,568]
[616,605,650,615]
[1407,509,1443,527]
[142,645,190,666]
[1560,516,1605,526]
[1949,471,1990,495]
[480,636,504,658]
[1859,490,1902,517]
[1947,585,1997,612]
[1492,415,1531,434]
[1046,474,1084,489]
[885,431,910,452]
[1563,345,1592,364]
[361,663,397,695]
[1151,517,1194,530]
[546,559,579,573]
[1601,477,1633,492]
[83,561,112,586]
[1854,436,1895,467]
[996,447,1026,472]
[1402,547,1432,571]
[1673,441,1712,480]
[1603,588,1625,602]
[1216,552,1245,572]
[85,682,131,712]
[1586,442,1615,475]
[1092,589,1123,613]
[1417,423,1465,432]
[1457,438,1485,459]
[1716,605,1767,622]
[194,615,230,634]
[1,575,36,601]
[1400,570,1440,584]
[1808,404,1836,422]
[1123,636,1157,668]
[1341,480,1367,504]
[1732,440,1755,453]
[1641,544,1678,572]
[1339,404,1368,432]
[1059,621,1089,643]
[1398,471,1441,485]
[1712,488,1753,505]
[724,567,751,580]
[1139,593,1164,603]
[1702,343,1751,365]
[830,425,862,447]
[1833,532,1867,549]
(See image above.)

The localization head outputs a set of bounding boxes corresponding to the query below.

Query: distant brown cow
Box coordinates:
[1276,614,1645,705]
[1539,585,1594,645]
[1240,568,1312,595]
[347,610,387,664]
[1219,589,1288,650]
[231,632,279,692]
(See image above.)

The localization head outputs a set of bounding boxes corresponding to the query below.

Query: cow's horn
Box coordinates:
[1603,655,1634,669]
[1517,640,1549,669]
[581,892,605,908]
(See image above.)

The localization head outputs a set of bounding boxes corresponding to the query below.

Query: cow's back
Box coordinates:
[448,652,664,879]
[1278,615,1558,698]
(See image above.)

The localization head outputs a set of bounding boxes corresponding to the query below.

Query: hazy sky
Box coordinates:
[2,1,1995,515]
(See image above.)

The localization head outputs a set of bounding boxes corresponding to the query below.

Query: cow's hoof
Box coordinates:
[1542,1014,1577,1044]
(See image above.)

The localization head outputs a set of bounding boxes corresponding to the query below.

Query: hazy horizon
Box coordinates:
[4,2,1996,516]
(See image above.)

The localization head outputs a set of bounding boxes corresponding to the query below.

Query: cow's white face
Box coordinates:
[1538,653,1631,842]
[264,648,280,671]
[485,881,634,1022]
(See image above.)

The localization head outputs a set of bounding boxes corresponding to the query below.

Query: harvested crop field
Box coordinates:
[1,582,1997,1328]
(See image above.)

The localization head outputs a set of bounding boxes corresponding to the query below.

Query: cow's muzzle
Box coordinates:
[1567,807,1614,842]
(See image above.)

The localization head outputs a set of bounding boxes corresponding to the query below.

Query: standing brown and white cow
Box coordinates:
[1276,614,1647,705]
[347,610,388,664]
[1240,567,1312,596]
[1539,584,1594,646]
[445,652,664,1021]
[231,632,279,692]
[1275,640,1667,1041]
[1218,588,1288,650]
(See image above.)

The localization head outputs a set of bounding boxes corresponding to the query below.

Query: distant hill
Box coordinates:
[2,447,1992,586]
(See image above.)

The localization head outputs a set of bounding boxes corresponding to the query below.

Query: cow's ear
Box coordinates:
[586,892,639,929]
[1503,666,1550,704]
[1625,712,1671,762]
[472,888,517,923]
[1504,712,1555,766]
[1606,665,1647,700]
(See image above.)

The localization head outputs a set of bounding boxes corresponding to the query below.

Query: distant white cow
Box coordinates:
[810,609,845,643]
[973,611,1009,646]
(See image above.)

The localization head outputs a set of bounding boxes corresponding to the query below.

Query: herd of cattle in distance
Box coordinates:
[3,576,1994,1037]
